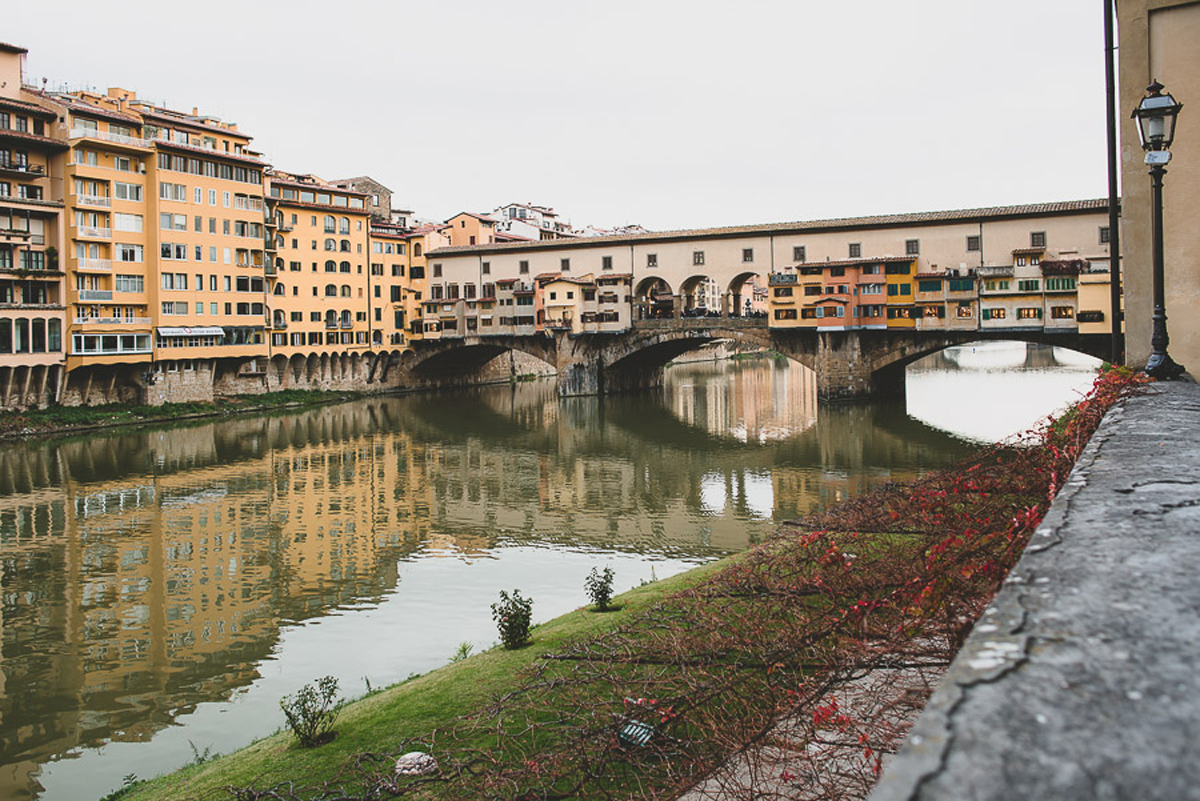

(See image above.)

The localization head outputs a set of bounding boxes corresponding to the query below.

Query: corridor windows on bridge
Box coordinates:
[967,235,982,252]
[1030,231,1047,248]
[693,251,705,266]
[602,255,613,270]
[1099,226,1111,244]
[848,243,862,258]
[793,245,806,262]
[742,248,754,262]
[906,239,920,256]
[433,263,442,278]
[561,258,571,271]
[482,261,490,275]
[647,253,658,267]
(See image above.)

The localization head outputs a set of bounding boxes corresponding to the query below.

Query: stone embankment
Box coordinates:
[871,379,1200,801]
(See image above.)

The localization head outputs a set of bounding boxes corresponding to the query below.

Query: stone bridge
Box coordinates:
[399,319,1112,400]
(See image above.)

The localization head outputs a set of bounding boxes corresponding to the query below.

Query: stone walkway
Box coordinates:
[870,379,1200,801]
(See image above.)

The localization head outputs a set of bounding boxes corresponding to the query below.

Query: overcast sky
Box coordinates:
[10,0,1112,231]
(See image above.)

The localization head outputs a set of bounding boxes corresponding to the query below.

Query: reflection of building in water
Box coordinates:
[667,359,817,443]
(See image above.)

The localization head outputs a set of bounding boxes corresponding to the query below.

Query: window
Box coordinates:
[793,245,806,262]
[774,308,798,320]
[956,303,973,318]
[1051,306,1075,319]
[1100,226,1111,244]
[803,285,822,296]
[1045,277,1077,291]
[693,251,705,266]
[849,243,861,258]
[117,244,143,262]
[114,182,142,202]
[966,234,981,252]
[160,213,186,231]
[160,183,187,201]
[161,273,188,290]
[602,255,613,270]
[561,258,571,271]
[1031,231,1046,248]
[482,261,491,275]
[519,260,529,274]
[160,243,187,261]
[1018,307,1043,319]
[433,263,442,278]
[114,274,144,293]
[905,239,920,256]
[647,253,658,268]
[948,278,974,292]
[742,248,754,263]
[1018,279,1041,292]
[917,279,941,293]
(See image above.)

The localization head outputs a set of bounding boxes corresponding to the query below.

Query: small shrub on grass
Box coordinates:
[450,641,474,662]
[492,589,533,649]
[280,676,341,747]
[585,566,616,611]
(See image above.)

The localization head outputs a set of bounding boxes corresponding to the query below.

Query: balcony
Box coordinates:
[264,262,277,276]
[271,318,287,329]
[76,226,112,240]
[76,258,113,272]
[325,321,339,329]
[74,316,152,326]
[77,289,114,301]
[68,127,152,149]
[76,194,111,208]
[0,160,44,178]
[340,320,354,329]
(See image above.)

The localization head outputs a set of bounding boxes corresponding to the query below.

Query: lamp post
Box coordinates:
[1131,80,1185,379]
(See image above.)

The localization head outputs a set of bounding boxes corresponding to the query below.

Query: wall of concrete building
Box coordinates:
[1119,0,1200,374]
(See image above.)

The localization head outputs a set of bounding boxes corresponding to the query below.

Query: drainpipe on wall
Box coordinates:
[1104,0,1124,363]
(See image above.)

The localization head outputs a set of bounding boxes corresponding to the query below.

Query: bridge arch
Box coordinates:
[727,270,764,318]
[634,277,674,320]
[678,274,720,317]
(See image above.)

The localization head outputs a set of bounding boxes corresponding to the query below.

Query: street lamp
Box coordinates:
[1131,80,1185,379]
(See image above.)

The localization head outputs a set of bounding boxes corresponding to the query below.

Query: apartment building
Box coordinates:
[0,44,66,408]
[265,172,372,369]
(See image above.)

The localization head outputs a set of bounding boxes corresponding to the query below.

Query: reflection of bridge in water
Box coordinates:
[0,366,972,799]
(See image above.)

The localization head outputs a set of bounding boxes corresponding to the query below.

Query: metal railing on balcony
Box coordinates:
[74,316,152,325]
[76,258,113,272]
[77,289,114,301]
[0,160,44,176]
[68,127,152,148]
[77,226,112,239]
[76,194,111,208]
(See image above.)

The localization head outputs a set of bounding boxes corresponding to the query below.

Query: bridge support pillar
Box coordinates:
[813,330,907,401]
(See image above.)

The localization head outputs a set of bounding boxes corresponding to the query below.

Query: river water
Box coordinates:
[0,342,1100,800]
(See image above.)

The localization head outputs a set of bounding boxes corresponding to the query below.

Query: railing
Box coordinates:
[325,321,339,329]
[271,318,287,329]
[68,127,152,148]
[77,289,113,301]
[0,160,44,176]
[75,194,111,208]
[264,262,277,275]
[77,226,111,239]
[74,316,152,325]
[340,320,354,329]
[76,258,113,272]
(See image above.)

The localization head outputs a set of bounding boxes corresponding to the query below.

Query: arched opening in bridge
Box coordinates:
[410,342,557,383]
[679,274,721,318]
[634,277,674,320]
[727,271,766,319]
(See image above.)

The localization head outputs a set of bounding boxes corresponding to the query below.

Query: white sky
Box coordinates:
[8,0,1111,231]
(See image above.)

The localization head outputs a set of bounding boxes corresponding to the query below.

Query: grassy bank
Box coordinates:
[117,559,733,801]
[113,367,1142,801]
[0,389,359,439]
